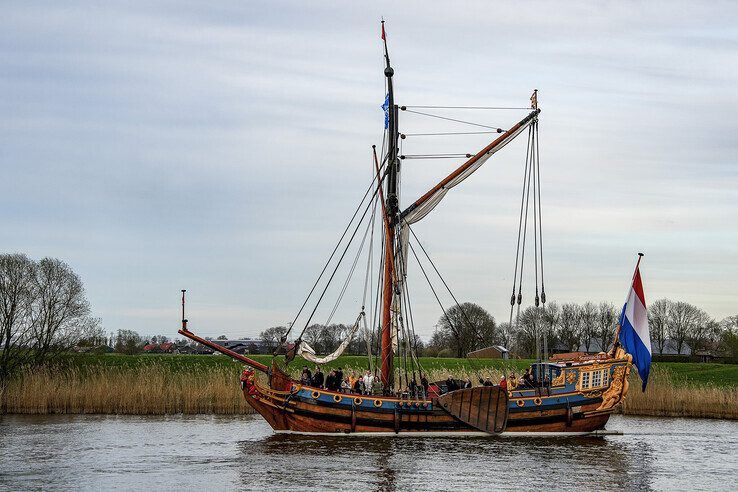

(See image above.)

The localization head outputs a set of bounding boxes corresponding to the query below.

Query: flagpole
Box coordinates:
[611,252,645,356]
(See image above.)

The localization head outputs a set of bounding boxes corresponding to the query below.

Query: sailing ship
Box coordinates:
[178,22,636,435]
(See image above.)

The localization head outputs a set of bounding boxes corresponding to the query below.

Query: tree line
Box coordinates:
[426,300,738,360]
[4,254,737,384]
[260,301,738,361]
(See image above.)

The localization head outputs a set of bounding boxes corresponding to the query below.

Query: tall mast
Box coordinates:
[380,20,399,392]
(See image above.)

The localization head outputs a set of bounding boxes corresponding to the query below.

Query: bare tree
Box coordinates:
[114,329,143,354]
[685,308,711,352]
[259,325,288,352]
[532,302,560,358]
[595,302,617,353]
[301,324,324,353]
[0,255,98,382]
[557,303,581,352]
[668,301,707,355]
[436,302,496,357]
[648,299,671,355]
[578,302,598,352]
[514,306,543,357]
[497,321,515,351]
[0,254,35,380]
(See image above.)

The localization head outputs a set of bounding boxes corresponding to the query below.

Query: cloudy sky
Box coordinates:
[2,1,737,341]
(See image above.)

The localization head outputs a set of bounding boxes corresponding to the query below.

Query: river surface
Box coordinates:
[0,414,735,491]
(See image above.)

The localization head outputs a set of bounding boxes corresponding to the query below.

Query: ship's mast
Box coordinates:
[380,20,399,392]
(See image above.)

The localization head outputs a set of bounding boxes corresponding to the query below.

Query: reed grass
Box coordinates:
[619,366,738,419]
[2,359,736,419]
[0,363,256,415]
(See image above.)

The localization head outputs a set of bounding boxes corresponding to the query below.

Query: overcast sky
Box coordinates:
[2,1,737,341]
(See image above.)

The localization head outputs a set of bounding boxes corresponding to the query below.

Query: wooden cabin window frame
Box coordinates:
[579,368,609,391]
[580,371,591,390]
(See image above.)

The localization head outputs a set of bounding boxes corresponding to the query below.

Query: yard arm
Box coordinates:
[178,328,269,373]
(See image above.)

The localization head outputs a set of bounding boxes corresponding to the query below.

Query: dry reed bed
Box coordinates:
[620,367,738,420]
[1,364,255,415]
[2,363,736,419]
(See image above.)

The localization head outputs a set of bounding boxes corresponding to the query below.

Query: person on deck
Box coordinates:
[499,375,508,391]
[325,370,337,391]
[420,374,429,398]
[353,377,364,394]
[463,379,472,389]
[480,377,494,387]
[300,366,312,385]
[311,366,324,388]
[341,378,350,393]
[522,368,534,388]
[409,378,418,397]
[336,367,344,387]
[445,376,458,392]
[348,372,359,393]
[362,370,374,395]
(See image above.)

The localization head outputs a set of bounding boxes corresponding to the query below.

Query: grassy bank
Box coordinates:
[1,354,736,419]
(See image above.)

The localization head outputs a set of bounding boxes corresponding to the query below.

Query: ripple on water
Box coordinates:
[0,414,736,491]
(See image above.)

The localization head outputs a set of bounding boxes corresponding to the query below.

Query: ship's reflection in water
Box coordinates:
[1,414,735,491]
[242,427,651,491]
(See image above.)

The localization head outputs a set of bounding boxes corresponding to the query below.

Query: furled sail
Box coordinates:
[296,312,363,364]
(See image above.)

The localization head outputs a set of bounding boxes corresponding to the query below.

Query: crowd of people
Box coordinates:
[300,365,378,395]
[299,365,436,398]
[298,364,553,398]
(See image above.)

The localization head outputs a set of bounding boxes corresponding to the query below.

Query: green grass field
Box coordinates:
[56,353,738,388]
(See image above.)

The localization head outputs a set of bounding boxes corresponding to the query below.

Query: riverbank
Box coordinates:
[1,355,736,419]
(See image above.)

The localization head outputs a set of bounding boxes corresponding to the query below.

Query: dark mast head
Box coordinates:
[382,20,399,220]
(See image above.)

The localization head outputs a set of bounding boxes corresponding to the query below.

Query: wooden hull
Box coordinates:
[239,356,631,435]
[242,386,612,435]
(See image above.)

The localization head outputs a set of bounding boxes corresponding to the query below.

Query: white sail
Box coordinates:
[296,313,362,364]
[402,121,532,226]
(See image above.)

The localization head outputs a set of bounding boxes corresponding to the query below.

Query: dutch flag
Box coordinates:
[618,254,651,391]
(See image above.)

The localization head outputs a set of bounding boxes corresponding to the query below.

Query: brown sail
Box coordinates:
[437,386,509,434]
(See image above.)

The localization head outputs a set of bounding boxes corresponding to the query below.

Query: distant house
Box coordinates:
[693,342,727,363]
[467,345,509,360]
[142,343,160,353]
[210,338,269,355]
[159,342,175,353]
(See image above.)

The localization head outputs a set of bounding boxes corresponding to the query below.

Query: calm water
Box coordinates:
[0,414,736,491]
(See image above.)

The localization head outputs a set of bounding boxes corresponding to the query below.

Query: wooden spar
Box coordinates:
[374,145,396,388]
[380,227,394,390]
[177,328,269,373]
[380,20,399,392]
[400,108,541,220]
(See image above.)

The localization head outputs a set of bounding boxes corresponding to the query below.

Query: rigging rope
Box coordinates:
[283,160,387,342]
[401,130,503,137]
[400,108,503,131]
[400,154,473,160]
[406,228,486,379]
[508,125,534,327]
[400,105,532,110]
[323,204,375,326]
[295,180,382,342]
[505,118,546,362]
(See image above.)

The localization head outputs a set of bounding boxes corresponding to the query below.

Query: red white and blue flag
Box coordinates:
[618,256,651,391]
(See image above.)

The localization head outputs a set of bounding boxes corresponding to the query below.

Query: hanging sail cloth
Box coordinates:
[401,114,536,227]
[296,312,364,364]
[394,110,540,311]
